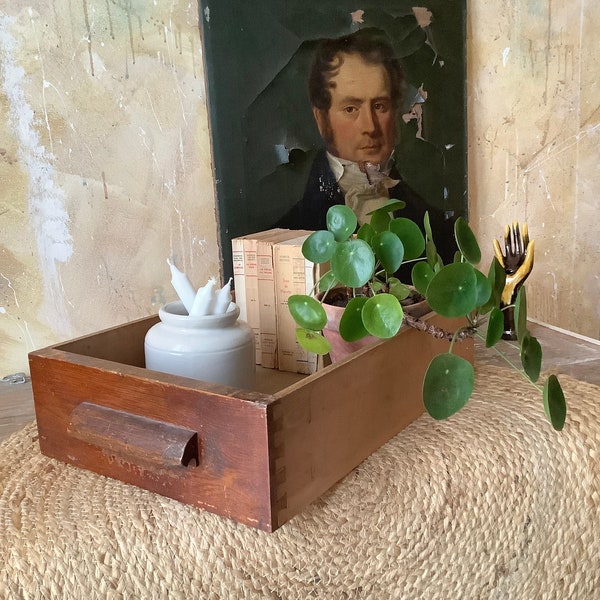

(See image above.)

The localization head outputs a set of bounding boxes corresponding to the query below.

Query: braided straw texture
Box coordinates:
[1,365,599,599]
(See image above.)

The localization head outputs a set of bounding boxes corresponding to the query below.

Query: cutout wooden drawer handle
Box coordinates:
[68,402,199,468]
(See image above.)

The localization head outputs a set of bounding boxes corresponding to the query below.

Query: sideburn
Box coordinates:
[314,109,339,156]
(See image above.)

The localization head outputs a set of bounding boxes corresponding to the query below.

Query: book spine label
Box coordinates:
[231,238,247,322]
[257,241,279,369]
[243,237,261,364]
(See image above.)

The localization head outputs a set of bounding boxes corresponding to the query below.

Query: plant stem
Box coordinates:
[473,332,543,392]
[403,314,476,342]
[448,328,461,354]
[312,274,334,301]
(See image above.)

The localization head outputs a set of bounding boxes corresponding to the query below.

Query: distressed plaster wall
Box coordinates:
[1,0,599,377]
[0,1,220,375]
[468,0,599,339]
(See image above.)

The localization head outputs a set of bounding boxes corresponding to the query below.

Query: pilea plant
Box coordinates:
[287,201,567,431]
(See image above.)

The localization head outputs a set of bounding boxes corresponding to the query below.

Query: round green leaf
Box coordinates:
[454,217,481,265]
[318,270,338,293]
[486,307,504,348]
[369,210,391,233]
[367,199,406,215]
[302,230,336,264]
[481,257,506,314]
[370,280,384,294]
[388,278,411,301]
[423,211,433,240]
[412,261,435,295]
[330,239,376,288]
[326,205,357,242]
[514,286,528,342]
[520,333,542,383]
[339,297,370,342]
[426,239,439,269]
[389,217,426,260]
[372,231,404,274]
[295,328,332,355]
[361,293,403,338]
[426,262,479,318]
[356,223,375,245]
[287,295,327,331]
[543,375,566,431]
[474,268,492,308]
[423,353,475,420]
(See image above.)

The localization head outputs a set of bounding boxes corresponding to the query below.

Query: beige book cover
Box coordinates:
[232,229,288,363]
[257,229,313,369]
[273,234,319,375]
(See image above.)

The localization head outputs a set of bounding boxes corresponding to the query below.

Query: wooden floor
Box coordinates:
[1,322,599,444]
[0,373,35,444]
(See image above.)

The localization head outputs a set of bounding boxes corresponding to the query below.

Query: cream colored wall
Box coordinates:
[1,1,599,378]
[468,0,599,339]
[0,1,220,375]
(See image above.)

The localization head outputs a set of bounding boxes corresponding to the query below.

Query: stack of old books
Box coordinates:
[231,229,318,375]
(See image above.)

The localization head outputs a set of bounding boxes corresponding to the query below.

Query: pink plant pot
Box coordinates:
[322,302,378,363]
[321,288,430,363]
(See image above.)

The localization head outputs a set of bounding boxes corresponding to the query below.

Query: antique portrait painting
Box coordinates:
[199,0,467,278]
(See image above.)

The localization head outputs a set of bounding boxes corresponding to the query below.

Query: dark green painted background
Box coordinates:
[198,1,467,280]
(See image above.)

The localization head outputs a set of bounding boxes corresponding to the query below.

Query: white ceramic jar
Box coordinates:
[144,300,255,389]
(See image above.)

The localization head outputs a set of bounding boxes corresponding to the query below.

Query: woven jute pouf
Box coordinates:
[1,365,599,599]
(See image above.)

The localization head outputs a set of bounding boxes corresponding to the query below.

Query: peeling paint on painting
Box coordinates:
[199,0,467,280]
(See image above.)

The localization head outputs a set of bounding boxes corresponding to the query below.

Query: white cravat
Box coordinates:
[326,153,399,225]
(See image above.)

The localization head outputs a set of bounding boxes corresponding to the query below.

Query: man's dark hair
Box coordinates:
[308,28,405,113]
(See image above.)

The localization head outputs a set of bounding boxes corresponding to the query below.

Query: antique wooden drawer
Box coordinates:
[29,312,472,532]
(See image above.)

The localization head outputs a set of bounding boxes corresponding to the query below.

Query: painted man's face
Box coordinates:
[313,52,397,165]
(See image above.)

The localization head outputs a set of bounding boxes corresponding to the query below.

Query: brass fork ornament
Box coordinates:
[493,222,535,340]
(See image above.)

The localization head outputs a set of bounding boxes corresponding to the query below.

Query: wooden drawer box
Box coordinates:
[28,312,472,532]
